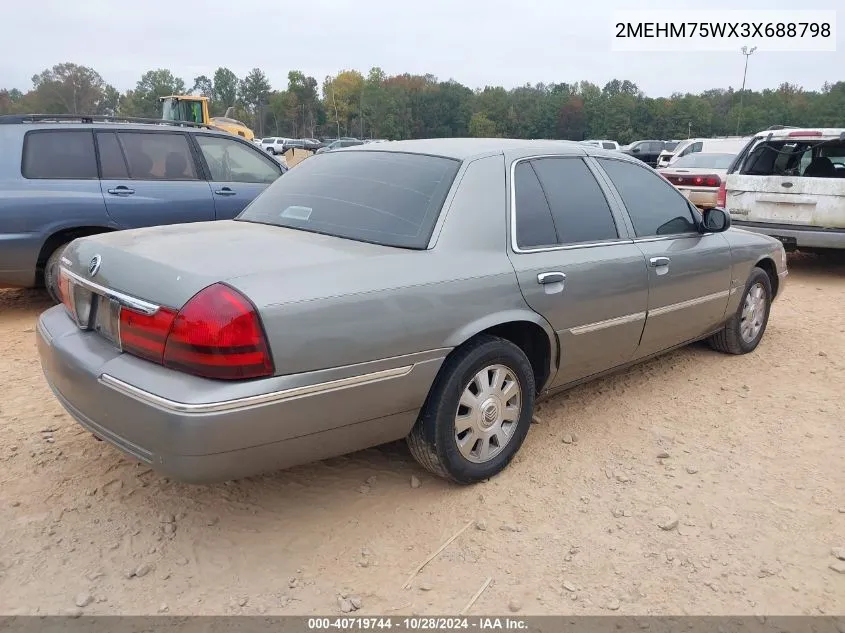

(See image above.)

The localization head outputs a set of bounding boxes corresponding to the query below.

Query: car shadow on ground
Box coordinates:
[0,287,53,316]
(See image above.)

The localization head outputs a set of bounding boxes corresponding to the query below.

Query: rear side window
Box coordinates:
[238,150,460,249]
[22,131,97,179]
[116,132,199,181]
[602,142,615,150]
[513,161,557,249]
[96,132,129,179]
[530,158,618,244]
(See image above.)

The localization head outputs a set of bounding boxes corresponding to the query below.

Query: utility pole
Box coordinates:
[736,46,757,135]
[688,121,691,139]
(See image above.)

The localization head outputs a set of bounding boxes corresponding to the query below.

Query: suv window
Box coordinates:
[238,150,460,249]
[598,158,698,237]
[117,132,199,181]
[196,135,281,184]
[96,132,129,179]
[602,142,615,150]
[513,161,557,249]
[530,158,618,244]
[649,141,665,153]
[22,130,97,179]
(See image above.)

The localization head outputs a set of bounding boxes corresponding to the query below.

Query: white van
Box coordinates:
[660,137,748,168]
[580,139,621,151]
[720,127,845,252]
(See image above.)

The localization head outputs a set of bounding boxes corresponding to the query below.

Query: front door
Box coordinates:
[506,155,649,387]
[96,130,215,229]
[193,134,284,219]
[595,157,733,359]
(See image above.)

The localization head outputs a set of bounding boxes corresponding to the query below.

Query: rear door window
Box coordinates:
[530,158,618,245]
[513,161,558,249]
[22,130,98,179]
[116,132,199,181]
[96,132,129,179]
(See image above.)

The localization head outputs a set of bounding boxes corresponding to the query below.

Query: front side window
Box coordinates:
[238,150,460,249]
[196,135,281,184]
[598,158,698,238]
[530,158,618,245]
[116,132,199,181]
[22,130,97,179]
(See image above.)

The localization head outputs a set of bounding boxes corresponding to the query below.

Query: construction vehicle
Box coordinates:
[159,95,255,140]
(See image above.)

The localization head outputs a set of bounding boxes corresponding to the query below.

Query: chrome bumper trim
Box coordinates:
[98,364,415,415]
[61,267,161,315]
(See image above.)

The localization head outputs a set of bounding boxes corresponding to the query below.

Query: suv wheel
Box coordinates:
[407,335,535,484]
[44,243,68,304]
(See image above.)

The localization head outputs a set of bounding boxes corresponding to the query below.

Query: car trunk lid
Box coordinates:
[61,219,401,310]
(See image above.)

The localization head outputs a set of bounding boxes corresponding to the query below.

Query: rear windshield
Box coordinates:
[237,150,461,249]
[671,153,735,169]
[739,139,845,178]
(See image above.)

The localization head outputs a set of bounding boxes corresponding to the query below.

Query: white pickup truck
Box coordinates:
[720,127,845,252]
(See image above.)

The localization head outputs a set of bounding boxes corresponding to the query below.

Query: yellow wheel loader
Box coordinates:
[160,96,255,141]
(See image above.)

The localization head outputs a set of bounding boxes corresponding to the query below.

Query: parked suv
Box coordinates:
[0,114,287,302]
[622,140,667,167]
[721,127,845,252]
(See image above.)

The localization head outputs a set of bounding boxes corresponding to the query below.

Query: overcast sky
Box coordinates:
[0,0,840,97]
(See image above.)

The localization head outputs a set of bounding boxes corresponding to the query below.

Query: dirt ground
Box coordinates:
[1,253,844,617]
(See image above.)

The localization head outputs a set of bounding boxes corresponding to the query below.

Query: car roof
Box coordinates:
[349,137,639,162]
[752,127,845,139]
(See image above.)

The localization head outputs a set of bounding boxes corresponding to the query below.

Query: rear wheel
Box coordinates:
[708,268,772,355]
[407,335,535,484]
[44,243,68,304]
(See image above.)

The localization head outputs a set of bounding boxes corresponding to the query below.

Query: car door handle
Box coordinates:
[107,186,134,195]
[537,271,566,285]
[649,257,670,267]
[214,187,237,196]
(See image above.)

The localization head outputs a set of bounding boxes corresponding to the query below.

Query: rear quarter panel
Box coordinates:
[229,154,555,377]
[0,126,112,287]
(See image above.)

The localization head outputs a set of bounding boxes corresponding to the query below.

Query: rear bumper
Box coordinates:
[732,220,845,250]
[36,305,444,483]
[679,188,718,209]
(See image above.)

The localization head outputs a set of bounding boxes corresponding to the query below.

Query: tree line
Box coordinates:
[2,62,844,144]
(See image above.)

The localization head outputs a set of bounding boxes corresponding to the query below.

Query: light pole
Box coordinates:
[736,46,757,135]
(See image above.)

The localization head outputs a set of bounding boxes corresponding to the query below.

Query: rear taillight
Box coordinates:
[667,174,721,188]
[119,306,177,364]
[119,283,273,380]
[716,181,727,207]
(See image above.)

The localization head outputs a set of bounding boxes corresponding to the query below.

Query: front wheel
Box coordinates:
[708,267,772,355]
[407,335,535,484]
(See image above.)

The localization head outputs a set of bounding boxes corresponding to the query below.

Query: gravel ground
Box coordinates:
[1,253,844,616]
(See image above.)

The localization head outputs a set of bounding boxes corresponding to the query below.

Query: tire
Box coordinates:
[708,267,772,355]
[407,335,536,484]
[44,243,68,304]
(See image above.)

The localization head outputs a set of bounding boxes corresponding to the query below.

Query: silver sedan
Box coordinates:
[37,139,788,484]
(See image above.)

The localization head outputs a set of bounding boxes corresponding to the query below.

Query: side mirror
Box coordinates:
[631,147,641,153]
[702,207,731,233]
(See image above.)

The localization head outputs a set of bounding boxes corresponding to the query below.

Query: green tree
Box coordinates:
[120,69,186,118]
[211,67,240,114]
[239,68,271,113]
[30,63,116,114]
[192,75,213,98]
[469,112,499,137]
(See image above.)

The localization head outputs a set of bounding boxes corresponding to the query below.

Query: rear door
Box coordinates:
[506,155,649,387]
[727,137,845,230]
[595,157,732,358]
[97,131,215,229]
[193,134,284,219]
